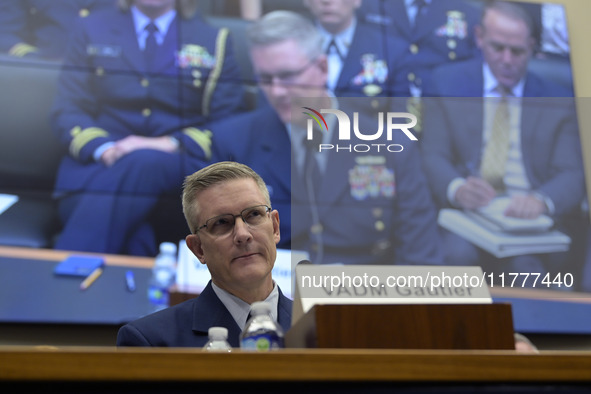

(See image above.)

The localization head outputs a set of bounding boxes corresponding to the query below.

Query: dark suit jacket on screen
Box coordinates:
[421,58,584,221]
[423,57,574,98]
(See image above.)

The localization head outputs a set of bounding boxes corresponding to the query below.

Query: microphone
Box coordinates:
[301,130,324,265]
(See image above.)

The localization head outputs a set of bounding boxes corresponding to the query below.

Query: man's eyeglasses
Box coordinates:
[255,58,318,86]
[195,205,272,236]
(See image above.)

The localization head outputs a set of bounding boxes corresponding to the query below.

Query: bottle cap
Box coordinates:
[208,326,228,339]
[159,242,177,254]
[250,301,272,316]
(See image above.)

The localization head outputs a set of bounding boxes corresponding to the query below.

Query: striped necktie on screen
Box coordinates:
[480,93,511,192]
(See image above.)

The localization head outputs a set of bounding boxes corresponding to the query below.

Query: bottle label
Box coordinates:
[240,332,284,351]
[147,284,169,307]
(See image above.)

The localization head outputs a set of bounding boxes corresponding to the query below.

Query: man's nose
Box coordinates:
[501,48,514,63]
[233,217,253,243]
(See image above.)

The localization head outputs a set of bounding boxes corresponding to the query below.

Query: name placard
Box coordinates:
[292,264,492,326]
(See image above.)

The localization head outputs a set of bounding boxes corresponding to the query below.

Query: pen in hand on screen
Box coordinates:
[80,267,103,290]
[466,161,480,178]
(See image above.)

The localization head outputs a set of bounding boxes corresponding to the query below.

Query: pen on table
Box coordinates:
[80,267,103,290]
[126,270,136,292]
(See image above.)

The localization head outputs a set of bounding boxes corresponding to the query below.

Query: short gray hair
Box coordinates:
[482,0,536,39]
[246,10,324,61]
[182,161,271,234]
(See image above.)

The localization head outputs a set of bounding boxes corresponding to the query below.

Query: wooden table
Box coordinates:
[1,347,590,392]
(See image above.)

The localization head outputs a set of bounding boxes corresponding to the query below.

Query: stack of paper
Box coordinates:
[474,196,554,233]
[438,209,571,258]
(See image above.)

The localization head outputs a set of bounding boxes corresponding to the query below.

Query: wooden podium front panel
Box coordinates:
[286,304,514,350]
[3,347,591,385]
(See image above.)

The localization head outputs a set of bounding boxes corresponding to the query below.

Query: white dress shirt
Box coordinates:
[211,281,280,331]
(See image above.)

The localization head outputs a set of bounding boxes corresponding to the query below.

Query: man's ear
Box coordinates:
[185,234,206,264]
[271,210,280,245]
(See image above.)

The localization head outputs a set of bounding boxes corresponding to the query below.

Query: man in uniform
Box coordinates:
[50,0,244,256]
[207,10,443,266]
[117,161,292,347]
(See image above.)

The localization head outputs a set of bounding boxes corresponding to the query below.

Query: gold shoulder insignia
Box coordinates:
[183,127,213,159]
[202,28,229,117]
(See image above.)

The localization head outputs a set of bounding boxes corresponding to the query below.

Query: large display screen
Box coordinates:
[0,0,588,337]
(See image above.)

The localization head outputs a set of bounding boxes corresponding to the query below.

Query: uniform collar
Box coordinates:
[131,5,177,38]
[318,17,357,58]
[211,281,279,331]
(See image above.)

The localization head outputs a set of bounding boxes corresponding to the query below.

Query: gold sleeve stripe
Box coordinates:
[9,43,38,57]
[183,127,212,159]
[69,126,82,137]
[69,127,109,159]
[202,27,229,117]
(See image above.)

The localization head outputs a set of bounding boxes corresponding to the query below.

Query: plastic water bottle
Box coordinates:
[147,242,177,312]
[240,301,284,351]
[203,327,232,352]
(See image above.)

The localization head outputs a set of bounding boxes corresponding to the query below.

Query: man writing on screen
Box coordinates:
[421,0,584,277]
[116,161,292,347]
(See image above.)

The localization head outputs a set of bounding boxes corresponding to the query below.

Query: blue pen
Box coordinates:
[125,270,136,292]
